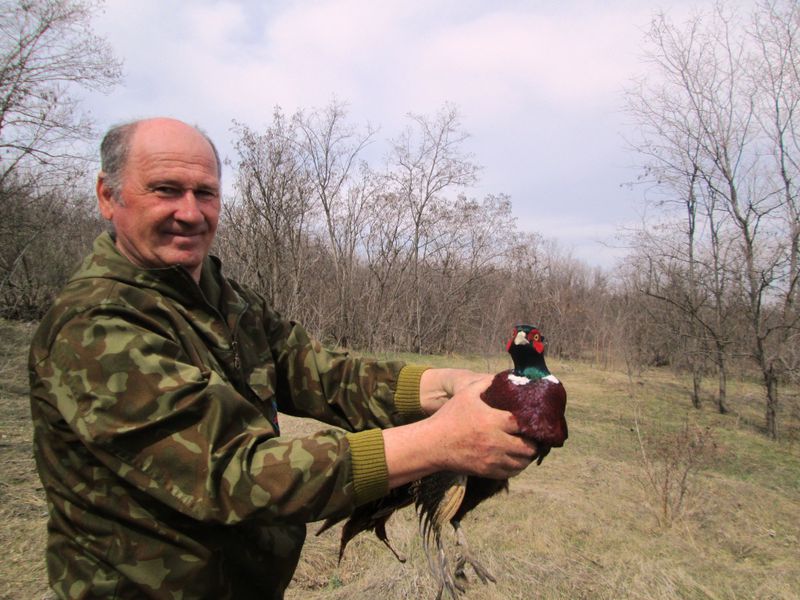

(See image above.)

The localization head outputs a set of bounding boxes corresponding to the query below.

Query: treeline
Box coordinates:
[0,179,103,319]
[214,103,631,358]
[0,0,797,438]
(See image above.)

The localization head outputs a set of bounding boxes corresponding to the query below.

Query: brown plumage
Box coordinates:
[317,324,568,599]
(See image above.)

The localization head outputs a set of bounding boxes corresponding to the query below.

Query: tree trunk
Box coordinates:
[764,368,778,440]
[717,369,728,415]
[690,365,702,409]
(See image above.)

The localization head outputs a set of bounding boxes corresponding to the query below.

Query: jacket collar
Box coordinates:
[72,233,247,322]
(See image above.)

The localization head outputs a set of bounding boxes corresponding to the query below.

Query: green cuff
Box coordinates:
[346,429,389,506]
[394,365,430,419]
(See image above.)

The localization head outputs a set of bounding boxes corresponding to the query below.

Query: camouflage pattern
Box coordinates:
[29,232,422,599]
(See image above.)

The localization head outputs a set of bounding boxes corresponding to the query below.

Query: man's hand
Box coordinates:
[384,377,538,488]
[424,378,538,478]
[419,368,493,414]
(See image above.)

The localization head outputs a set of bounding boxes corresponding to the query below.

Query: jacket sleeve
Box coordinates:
[33,305,403,525]
[254,307,431,506]
[263,315,427,431]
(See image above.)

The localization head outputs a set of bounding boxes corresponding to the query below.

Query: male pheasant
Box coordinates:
[318,324,568,599]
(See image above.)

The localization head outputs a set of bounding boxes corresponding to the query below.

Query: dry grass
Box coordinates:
[0,320,51,600]
[1,322,798,599]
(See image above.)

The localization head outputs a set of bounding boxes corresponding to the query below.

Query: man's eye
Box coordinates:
[196,189,218,200]
[154,186,180,196]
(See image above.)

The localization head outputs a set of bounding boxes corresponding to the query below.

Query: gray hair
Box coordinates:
[99,119,222,199]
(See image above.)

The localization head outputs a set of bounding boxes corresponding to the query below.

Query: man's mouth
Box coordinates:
[164,230,206,239]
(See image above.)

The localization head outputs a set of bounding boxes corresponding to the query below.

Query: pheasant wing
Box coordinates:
[317,484,413,562]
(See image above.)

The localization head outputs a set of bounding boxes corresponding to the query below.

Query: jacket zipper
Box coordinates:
[231,338,240,371]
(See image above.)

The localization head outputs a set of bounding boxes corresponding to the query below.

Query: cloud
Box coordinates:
[93,0,654,122]
[512,213,635,268]
[84,0,715,267]
[411,9,641,111]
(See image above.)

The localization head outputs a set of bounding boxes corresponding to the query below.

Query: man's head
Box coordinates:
[96,118,222,282]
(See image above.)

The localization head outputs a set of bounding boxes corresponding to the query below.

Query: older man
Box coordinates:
[29,118,536,599]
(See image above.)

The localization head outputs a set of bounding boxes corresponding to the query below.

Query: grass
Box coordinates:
[0,320,50,600]
[1,320,798,599]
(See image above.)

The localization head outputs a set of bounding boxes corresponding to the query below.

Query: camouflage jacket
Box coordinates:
[29,232,428,599]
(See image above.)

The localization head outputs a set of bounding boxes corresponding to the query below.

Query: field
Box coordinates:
[1,319,798,599]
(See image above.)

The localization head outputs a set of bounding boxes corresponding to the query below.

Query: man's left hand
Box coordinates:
[419,368,493,414]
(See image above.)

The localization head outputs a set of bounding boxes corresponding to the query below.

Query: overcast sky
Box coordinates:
[83,0,737,268]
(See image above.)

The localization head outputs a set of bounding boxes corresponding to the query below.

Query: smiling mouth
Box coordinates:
[165,230,206,239]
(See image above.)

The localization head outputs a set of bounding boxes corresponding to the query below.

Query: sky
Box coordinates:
[82,0,733,268]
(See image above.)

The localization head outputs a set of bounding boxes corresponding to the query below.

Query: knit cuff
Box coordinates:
[346,429,389,506]
[394,365,430,419]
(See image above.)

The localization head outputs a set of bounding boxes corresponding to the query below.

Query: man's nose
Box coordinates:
[174,191,204,224]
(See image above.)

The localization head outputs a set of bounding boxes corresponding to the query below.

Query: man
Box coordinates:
[29,118,537,599]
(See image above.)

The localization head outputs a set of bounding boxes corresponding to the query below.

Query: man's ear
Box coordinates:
[96,172,116,221]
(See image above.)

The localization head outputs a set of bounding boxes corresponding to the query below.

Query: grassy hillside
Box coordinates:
[1,320,798,599]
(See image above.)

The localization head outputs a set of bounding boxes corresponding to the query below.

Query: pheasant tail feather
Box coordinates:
[413,472,468,598]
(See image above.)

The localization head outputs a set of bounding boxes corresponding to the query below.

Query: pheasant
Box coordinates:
[318,324,568,598]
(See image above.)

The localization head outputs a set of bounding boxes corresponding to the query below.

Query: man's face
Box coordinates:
[97,119,221,282]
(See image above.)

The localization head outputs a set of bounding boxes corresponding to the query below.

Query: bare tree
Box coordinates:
[413,194,515,353]
[221,112,316,321]
[0,185,102,318]
[387,105,479,353]
[626,1,800,437]
[295,101,375,347]
[0,0,121,317]
[361,190,415,350]
[623,6,741,412]
[750,0,800,436]
[0,0,121,186]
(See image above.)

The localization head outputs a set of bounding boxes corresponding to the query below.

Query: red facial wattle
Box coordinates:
[526,329,545,354]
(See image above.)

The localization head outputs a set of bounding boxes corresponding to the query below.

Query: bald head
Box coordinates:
[100,118,221,199]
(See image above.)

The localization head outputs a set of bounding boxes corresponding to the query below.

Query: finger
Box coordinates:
[505,465,530,479]
[461,374,493,395]
[438,369,491,397]
[511,436,538,457]
[491,408,523,435]
[471,372,494,386]
[497,454,535,479]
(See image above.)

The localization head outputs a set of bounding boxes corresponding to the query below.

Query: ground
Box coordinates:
[1,320,798,599]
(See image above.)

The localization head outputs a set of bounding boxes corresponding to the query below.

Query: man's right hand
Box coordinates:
[383,378,538,488]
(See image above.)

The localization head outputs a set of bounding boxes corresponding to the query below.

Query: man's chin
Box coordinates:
[161,249,204,271]
[154,240,209,276]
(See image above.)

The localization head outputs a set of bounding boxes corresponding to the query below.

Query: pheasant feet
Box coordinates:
[453,521,496,586]
[432,522,496,600]
[433,542,466,600]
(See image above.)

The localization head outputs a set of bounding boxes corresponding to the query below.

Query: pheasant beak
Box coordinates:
[513,330,528,346]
